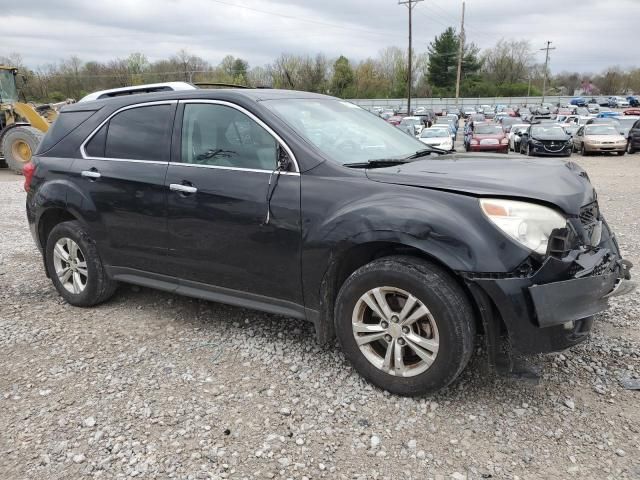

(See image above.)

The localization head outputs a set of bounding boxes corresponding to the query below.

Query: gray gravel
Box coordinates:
[1,154,639,480]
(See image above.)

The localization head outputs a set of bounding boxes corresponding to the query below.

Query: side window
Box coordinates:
[104,104,173,161]
[181,103,277,170]
[85,123,107,157]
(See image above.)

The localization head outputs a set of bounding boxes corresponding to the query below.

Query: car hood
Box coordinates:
[365,153,595,215]
[420,137,450,145]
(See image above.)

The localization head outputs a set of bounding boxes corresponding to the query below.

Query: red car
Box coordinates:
[624,108,640,116]
[466,123,509,153]
[387,115,403,126]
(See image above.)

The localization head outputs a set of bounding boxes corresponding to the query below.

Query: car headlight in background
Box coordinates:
[480,199,567,254]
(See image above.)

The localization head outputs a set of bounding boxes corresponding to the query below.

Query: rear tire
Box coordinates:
[45,221,118,307]
[581,145,589,156]
[1,126,44,173]
[628,142,635,154]
[334,256,476,396]
[618,150,626,156]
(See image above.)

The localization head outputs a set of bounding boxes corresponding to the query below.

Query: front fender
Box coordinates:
[301,177,532,313]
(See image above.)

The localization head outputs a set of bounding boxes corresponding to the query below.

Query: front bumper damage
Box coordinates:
[463,220,635,359]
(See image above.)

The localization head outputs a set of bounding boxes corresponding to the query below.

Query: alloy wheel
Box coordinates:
[52,237,88,294]
[351,286,439,377]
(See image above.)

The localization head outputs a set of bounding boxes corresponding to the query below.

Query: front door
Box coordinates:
[165,101,303,304]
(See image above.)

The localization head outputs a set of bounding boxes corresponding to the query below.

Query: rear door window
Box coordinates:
[102,104,173,161]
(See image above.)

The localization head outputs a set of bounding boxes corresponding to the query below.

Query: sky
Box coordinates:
[3,0,638,74]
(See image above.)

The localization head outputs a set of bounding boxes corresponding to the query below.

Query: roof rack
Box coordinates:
[194,82,250,89]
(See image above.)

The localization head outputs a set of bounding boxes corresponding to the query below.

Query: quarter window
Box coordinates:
[181,103,277,170]
[96,104,173,161]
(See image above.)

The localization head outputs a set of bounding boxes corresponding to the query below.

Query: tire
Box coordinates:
[526,144,533,156]
[618,150,626,156]
[45,220,118,307]
[334,256,476,396]
[628,142,635,154]
[1,126,44,173]
[581,144,589,156]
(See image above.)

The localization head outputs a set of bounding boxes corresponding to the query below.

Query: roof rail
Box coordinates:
[194,82,250,89]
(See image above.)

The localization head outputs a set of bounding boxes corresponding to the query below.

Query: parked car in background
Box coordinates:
[498,116,521,133]
[627,118,640,153]
[519,124,572,157]
[418,127,454,151]
[399,116,425,136]
[596,97,611,107]
[597,111,622,119]
[469,113,486,124]
[627,96,640,107]
[387,115,403,126]
[430,123,456,142]
[587,103,600,114]
[615,116,640,140]
[570,97,587,107]
[624,108,640,116]
[466,123,508,153]
[573,124,627,156]
[463,107,476,118]
[609,96,630,108]
[508,124,530,152]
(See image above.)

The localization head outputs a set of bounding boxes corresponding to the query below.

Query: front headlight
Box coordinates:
[480,199,566,254]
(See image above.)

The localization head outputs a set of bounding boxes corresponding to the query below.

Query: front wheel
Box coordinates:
[581,144,589,156]
[334,256,476,396]
[628,142,635,154]
[45,220,118,307]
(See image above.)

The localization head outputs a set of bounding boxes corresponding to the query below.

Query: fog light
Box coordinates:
[563,321,575,330]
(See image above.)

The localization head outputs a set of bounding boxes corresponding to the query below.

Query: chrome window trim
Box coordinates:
[80,100,178,163]
[166,162,299,176]
[178,99,300,173]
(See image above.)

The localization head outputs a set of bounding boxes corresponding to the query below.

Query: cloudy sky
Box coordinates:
[4,0,638,73]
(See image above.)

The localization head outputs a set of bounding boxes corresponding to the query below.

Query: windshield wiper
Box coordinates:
[343,159,412,168]
[405,146,448,159]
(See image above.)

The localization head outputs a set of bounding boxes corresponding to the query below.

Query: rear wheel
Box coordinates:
[618,150,626,156]
[45,221,118,307]
[628,142,635,154]
[334,256,475,396]
[1,126,44,173]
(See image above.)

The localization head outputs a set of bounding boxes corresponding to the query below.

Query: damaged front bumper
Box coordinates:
[464,225,635,355]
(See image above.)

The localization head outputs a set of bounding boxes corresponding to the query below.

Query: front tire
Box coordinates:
[334,256,475,396]
[628,142,635,154]
[45,220,117,307]
[581,144,589,156]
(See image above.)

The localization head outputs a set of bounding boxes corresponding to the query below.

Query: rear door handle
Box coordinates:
[81,170,101,179]
[170,183,197,194]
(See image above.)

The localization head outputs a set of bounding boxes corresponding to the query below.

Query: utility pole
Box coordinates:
[540,41,556,104]
[399,0,424,114]
[455,1,466,107]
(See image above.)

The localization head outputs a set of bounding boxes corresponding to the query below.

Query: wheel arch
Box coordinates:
[315,239,482,344]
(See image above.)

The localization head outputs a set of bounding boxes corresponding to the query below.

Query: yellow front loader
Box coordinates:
[0,66,70,172]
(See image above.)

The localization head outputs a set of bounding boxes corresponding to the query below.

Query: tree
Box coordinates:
[482,39,532,85]
[331,55,354,97]
[427,27,481,96]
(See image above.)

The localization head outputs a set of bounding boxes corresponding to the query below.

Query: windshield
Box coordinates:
[474,125,503,135]
[263,99,425,164]
[0,70,18,102]
[420,129,448,138]
[531,126,567,139]
[400,118,421,126]
[585,125,621,135]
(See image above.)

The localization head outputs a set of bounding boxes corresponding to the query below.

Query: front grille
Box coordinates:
[541,140,566,152]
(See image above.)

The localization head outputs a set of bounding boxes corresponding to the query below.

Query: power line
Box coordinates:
[399,0,424,114]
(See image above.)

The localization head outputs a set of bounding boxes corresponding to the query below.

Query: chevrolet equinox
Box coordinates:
[25,89,635,396]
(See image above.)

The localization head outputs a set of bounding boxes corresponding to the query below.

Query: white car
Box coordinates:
[418,128,454,151]
[399,116,425,136]
[78,82,197,102]
[610,96,630,108]
[428,124,456,142]
[508,123,530,152]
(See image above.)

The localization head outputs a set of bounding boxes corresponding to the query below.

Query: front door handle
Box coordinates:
[81,170,101,179]
[170,183,197,194]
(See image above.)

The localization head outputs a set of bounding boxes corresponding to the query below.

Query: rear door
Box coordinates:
[69,101,176,272]
[164,100,303,304]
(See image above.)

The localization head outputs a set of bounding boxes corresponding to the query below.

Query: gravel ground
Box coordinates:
[0,154,639,480]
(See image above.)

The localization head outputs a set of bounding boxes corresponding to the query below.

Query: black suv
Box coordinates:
[26,89,634,396]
